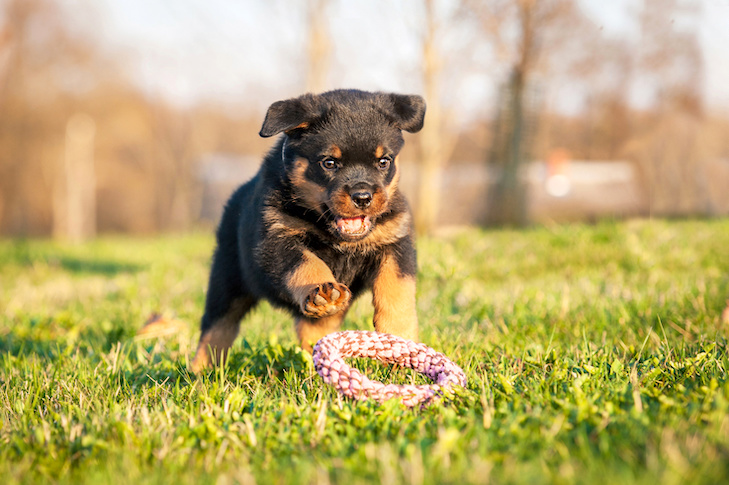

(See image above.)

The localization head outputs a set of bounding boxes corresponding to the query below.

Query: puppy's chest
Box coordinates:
[318,249,382,289]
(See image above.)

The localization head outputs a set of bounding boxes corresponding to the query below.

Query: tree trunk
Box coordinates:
[306,0,330,93]
[486,69,530,226]
[53,113,96,241]
[415,0,444,236]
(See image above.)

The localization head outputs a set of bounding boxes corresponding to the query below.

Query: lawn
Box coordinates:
[1,219,729,484]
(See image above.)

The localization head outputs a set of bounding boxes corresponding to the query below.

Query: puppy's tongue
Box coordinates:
[336,216,370,235]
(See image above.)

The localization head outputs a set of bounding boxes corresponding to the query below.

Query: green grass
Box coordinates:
[1,219,729,484]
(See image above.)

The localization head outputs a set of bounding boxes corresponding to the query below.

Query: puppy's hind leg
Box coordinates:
[192,245,256,372]
[192,296,255,372]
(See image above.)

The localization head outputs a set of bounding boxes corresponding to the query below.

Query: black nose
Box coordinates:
[351,191,372,209]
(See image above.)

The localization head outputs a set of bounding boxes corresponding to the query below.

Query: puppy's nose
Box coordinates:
[351,191,372,209]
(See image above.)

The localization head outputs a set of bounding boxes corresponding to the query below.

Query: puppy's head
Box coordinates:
[260,90,425,241]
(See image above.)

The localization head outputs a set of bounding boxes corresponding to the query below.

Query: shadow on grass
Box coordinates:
[57,256,142,276]
[0,332,65,358]
[223,340,311,379]
[0,319,134,360]
[0,328,311,394]
[1,241,143,276]
[106,341,311,394]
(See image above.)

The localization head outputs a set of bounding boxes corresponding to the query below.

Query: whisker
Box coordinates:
[317,207,334,223]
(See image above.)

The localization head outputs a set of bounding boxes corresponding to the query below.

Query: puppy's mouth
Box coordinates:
[335,215,372,239]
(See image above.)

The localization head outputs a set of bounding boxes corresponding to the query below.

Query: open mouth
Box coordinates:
[335,215,372,238]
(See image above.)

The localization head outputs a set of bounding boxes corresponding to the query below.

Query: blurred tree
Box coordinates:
[469,0,594,226]
[149,103,201,232]
[624,0,710,216]
[414,0,462,236]
[0,0,97,236]
[0,0,214,235]
[56,113,97,241]
[414,0,444,235]
[305,0,331,93]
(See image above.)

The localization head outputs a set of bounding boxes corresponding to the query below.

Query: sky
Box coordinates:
[68,0,729,115]
[90,0,424,108]
[700,0,729,109]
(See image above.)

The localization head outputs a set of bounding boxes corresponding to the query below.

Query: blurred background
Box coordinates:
[1,0,728,239]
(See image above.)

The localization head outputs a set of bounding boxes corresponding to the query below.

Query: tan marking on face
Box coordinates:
[330,145,342,159]
[375,145,385,159]
[372,253,418,341]
[385,156,400,201]
[329,189,353,216]
[285,250,337,311]
[290,158,326,213]
[295,312,347,353]
[191,297,252,372]
[369,188,389,214]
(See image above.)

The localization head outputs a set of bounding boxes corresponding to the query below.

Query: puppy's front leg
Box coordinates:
[285,250,351,351]
[372,252,419,341]
[295,314,348,353]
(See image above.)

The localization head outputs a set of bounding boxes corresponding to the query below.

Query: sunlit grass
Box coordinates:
[1,219,729,484]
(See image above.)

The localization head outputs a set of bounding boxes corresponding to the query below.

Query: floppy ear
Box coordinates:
[382,93,426,133]
[259,94,324,138]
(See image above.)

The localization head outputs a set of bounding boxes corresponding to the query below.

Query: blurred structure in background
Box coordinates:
[0,0,728,238]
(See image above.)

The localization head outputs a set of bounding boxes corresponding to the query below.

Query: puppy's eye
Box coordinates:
[377,158,391,171]
[320,159,337,171]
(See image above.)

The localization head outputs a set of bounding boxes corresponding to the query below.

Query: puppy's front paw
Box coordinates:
[302,282,351,318]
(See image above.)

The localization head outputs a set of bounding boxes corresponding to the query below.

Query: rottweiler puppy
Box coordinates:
[191,89,426,371]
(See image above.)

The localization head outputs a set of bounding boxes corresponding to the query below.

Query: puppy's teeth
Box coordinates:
[314,294,327,306]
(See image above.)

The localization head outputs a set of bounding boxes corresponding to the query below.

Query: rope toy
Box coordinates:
[312,331,467,407]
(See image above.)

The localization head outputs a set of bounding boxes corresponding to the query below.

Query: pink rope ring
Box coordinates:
[312,331,467,407]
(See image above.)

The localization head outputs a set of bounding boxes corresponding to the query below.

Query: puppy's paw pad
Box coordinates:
[303,282,350,317]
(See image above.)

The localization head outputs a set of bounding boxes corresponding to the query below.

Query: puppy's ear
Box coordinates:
[381,94,426,133]
[259,94,324,138]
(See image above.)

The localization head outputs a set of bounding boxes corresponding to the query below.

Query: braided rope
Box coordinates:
[312,331,467,407]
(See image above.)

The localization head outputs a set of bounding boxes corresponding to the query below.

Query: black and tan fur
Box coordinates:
[192,89,426,371]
